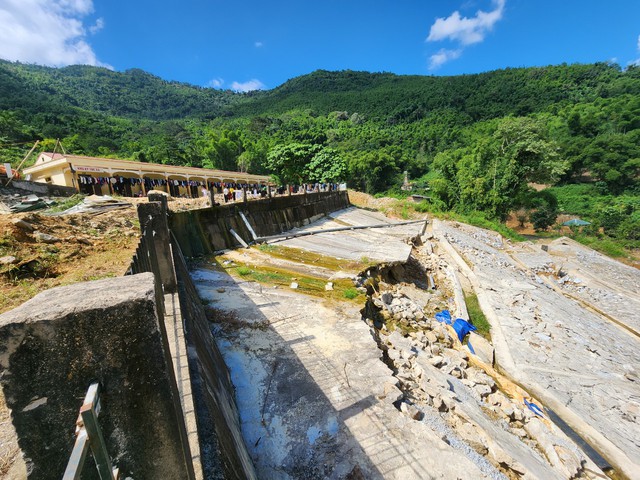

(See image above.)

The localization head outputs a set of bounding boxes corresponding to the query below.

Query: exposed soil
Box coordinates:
[0,191,215,314]
[0,209,140,314]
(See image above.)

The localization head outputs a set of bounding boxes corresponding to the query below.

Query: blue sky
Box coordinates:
[1,0,639,92]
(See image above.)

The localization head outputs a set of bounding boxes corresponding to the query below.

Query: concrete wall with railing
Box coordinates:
[0,273,191,480]
[129,194,257,480]
[0,190,349,479]
[170,190,350,256]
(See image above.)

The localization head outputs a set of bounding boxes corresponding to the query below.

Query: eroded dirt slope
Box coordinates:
[0,209,140,314]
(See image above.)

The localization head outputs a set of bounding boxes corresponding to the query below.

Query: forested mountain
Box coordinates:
[237,65,640,122]
[1,60,639,241]
[0,60,239,120]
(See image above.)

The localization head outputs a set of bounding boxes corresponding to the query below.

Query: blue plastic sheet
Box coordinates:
[467,339,476,355]
[453,318,477,343]
[524,398,544,417]
[435,310,452,325]
[435,310,477,342]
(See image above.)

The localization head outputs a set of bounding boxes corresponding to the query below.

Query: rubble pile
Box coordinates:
[0,209,140,313]
[360,240,604,479]
[0,189,55,213]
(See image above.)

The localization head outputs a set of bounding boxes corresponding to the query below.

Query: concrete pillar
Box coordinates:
[139,174,147,196]
[138,198,177,293]
[0,274,192,480]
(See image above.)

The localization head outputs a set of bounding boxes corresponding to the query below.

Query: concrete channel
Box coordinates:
[188,205,634,479]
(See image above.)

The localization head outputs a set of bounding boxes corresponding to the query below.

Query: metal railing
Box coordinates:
[63,382,119,480]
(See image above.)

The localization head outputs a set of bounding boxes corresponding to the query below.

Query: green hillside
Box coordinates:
[0,60,239,120]
[1,60,638,247]
[236,65,640,122]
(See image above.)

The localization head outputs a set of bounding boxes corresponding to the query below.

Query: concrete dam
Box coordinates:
[1,190,639,480]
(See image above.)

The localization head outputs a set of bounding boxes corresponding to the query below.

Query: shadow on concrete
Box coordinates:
[190,265,413,479]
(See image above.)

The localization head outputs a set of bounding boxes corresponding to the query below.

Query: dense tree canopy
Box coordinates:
[1,60,638,239]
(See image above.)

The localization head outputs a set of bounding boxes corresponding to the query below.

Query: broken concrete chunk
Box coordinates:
[428,355,444,367]
[466,333,494,365]
[381,291,394,305]
[11,218,35,231]
[33,231,60,243]
[473,383,493,398]
[0,255,17,265]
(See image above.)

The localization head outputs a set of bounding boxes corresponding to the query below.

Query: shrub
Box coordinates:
[236,266,252,276]
[343,288,359,299]
[530,206,557,231]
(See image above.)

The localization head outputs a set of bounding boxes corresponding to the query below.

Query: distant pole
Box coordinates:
[6,140,39,187]
[52,138,60,159]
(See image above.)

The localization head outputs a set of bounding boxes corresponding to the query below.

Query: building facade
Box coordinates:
[23,153,271,198]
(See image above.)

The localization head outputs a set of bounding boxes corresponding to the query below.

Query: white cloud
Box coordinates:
[89,17,104,34]
[425,0,505,68]
[255,41,263,48]
[231,79,266,92]
[0,0,109,67]
[629,34,640,66]
[58,0,93,15]
[429,48,462,70]
[208,77,224,88]
[427,0,506,46]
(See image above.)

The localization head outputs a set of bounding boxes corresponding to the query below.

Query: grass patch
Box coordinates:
[464,291,491,340]
[216,257,362,303]
[343,288,359,299]
[236,266,252,276]
[251,244,374,272]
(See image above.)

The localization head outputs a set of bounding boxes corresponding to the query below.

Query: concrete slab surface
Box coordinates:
[432,219,640,479]
[272,207,424,264]
[191,267,491,479]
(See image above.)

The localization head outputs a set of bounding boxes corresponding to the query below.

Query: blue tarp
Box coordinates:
[467,340,476,355]
[435,310,453,325]
[435,310,477,342]
[524,398,544,417]
[453,318,477,343]
[562,218,591,226]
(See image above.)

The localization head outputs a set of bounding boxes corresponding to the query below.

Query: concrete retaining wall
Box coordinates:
[129,195,256,479]
[1,179,78,197]
[170,190,350,256]
[172,239,257,479]
[0,273,190,479]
